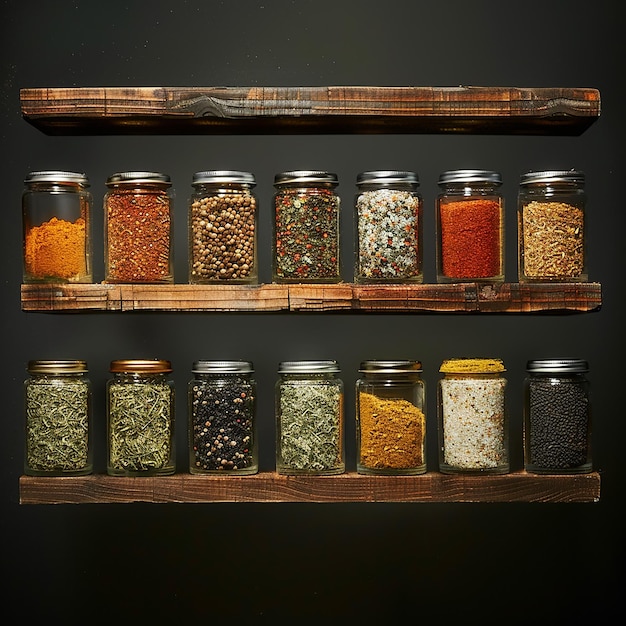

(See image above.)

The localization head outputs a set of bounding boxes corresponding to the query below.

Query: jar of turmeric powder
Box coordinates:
[356,360,426,475]
[22,170,93,283]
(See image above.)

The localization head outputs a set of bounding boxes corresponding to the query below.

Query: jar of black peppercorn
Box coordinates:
[107,359,175,476]
[524,358,592,474]
[518,170,587,282]
[22,170,93,284]
[273,170,341,283]
[354,171,423,283]
[436,170,504,283]
[104,171,174,283]
[276,360,344,475]
[356,360,426,475]
[189,171,258,284]
[188,360,258,474]
[24,360,93,476]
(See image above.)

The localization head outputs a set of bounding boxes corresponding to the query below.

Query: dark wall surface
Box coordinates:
[2,0,623,621]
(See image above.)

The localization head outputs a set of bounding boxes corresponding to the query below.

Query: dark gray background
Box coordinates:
[2,0,623,620]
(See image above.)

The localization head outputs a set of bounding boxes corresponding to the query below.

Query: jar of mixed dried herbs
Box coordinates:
[104,171,174,283]
[273,170,341,283]
[524,358,592,474]
[188,360,258,474]
[436,170,504,283]
[438,358,509,474]
[354,171,423,283]
[188,171,258,284]
[275,360,344,475]
[22,170,93,284]
[107,359,175,476]
[356,360,426,475]
[518,170,587,282]
[24,360,93,476]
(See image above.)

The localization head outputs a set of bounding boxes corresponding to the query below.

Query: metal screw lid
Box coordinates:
[24,171,89,186]
[106,171,171,186]
[359,359,422,374]
[192,360,254,374]
[526,358,589,373]
[274,170,338,186]
[438,169,502,185]
[27,359,88,374]
[519,169,585,186]
[110,359,173,373]
[278,360,340,373]
[356,170,420,187]
[192,170,256,186]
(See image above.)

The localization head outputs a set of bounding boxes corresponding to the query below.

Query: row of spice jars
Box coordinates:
[23,357,593,478]
[21,168,589,285]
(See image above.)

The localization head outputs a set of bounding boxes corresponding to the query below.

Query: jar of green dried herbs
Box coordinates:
[356,360,426,475]
[107,359,175,476]
[24,360,93,476]
[188,360,258,474]
[275,360,344,475]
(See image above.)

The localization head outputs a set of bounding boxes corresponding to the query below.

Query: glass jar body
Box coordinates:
[188,365,258,474]
[188,175,258,284]
[436,171,504,283]
[24,362,93,476]
[273,172,341,283]
[518,172,587,282]
[104,173,174,283]
[22,172,93,283]
[354,173,423,283]
[107,367,175,476]
[356,362,426,475]
[275,363,344,475]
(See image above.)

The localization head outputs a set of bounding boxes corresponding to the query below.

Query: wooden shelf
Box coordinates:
[18,471,601,504]
[21,282,602,313]
[20,86,600,135]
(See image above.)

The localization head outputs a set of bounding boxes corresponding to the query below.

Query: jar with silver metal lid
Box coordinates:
[273,170,341,283]
[436,170,504,283]
[356,360,426,475]
[524,358,592,474]
[188,360,258,474]
[354,171,423,283]
[275,360,344,474]
[189,171,258,284]
[22,170,93,283]
[107,359,175,476]
[104,171,174,283]
[518,170,587,282]
[24,360,93,476]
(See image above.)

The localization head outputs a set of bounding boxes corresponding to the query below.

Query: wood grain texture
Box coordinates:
[19,471,601,504]
[20,86,601,135]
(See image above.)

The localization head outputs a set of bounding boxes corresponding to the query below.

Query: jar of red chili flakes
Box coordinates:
[104,171,174,283]
[436,169,504,283]
[273,170,341,283]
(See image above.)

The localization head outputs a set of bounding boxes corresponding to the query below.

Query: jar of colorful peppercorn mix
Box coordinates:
[188,360,258,474]
[436,170,504,283]
[356,360,426,475]
[354,171,423,283]
[188,171,258,284]
[518,170,588,282]
[104,171,174,283]
[524,358,592,474]
[22,170,93,284]
[273,170,341,283]
[438,358,509,475]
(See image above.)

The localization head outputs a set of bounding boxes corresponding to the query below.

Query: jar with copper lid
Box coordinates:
[106,359,175,476]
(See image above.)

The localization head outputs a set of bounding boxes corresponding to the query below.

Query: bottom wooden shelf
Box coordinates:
[19,470,601,504]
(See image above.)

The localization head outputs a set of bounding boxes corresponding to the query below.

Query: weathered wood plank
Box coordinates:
[19,471,601,504]
[20,86,601,135]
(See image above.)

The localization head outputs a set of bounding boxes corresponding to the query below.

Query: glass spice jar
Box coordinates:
[273,170,341,283]
[106,359,175,476]
[188,360,258,474]
[438,358,509,475]
[518,170,588,282]
[24,360,93,476]
[22,170,93,283]
[104,171,174,283]
[275,360,345,475]
[356,360,426,475]
[188,171,258,284]
[436,169,505,283]
[524,358,592,474]
[354,171,423,283]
